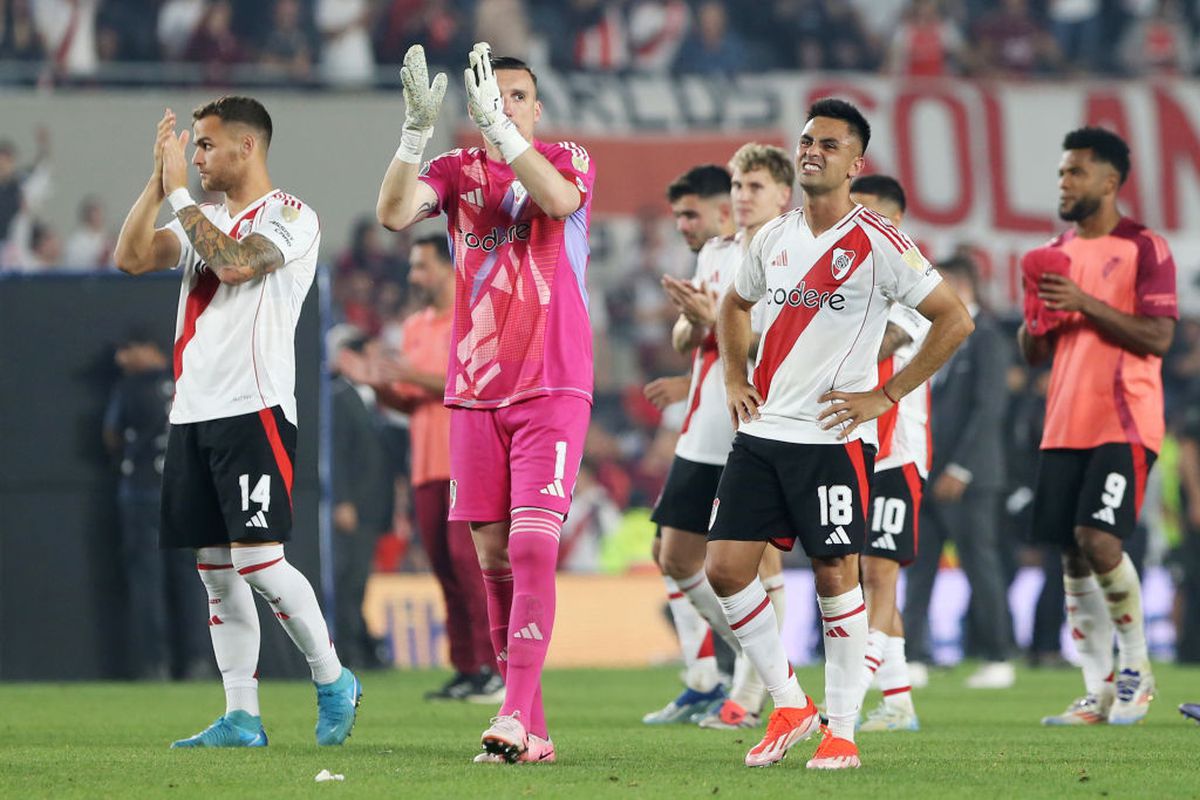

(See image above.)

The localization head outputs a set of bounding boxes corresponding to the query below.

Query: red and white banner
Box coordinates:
[521,74,1200,312]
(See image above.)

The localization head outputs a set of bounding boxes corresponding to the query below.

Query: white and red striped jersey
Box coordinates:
[163,189,320,426]
[875,303,932,477]
[733,204,941,448]
[675,232,756,466]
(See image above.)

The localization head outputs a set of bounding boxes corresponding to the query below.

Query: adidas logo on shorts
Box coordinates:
[245,511,268,528]
[870,533,897,551]
[824,526,852,546]
[1092,506,1116,525]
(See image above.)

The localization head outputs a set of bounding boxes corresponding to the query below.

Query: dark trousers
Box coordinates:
[903,488,1013,663]
[333,522,382,668]
[412,480,493,673]
[120,487,207,678]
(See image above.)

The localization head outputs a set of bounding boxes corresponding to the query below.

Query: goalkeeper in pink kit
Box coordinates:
[376,43,595,764]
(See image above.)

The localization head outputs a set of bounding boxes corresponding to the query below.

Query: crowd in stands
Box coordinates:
[1,0,1199,86]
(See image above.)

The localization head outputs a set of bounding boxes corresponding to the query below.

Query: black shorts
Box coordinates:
[161,406,297,549]
[651,455,724,534]
[1031,444,1157,547]
[707,433,875,558]
[862,464,924,565]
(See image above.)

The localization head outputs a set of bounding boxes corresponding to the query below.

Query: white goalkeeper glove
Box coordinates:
[395,44,447,164]
[464,41,530,164]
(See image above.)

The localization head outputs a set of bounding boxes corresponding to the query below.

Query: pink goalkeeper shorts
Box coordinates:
[448,394,591,522]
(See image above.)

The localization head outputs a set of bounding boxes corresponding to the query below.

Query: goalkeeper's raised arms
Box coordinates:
[464,42,530,164]
[395,44,448,165]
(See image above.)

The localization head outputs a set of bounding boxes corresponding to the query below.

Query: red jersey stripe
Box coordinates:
[859,212,910,253]
[752,226,872,401]
[875,355,899,460]
[681,339,719,434]
[257,408,294,505]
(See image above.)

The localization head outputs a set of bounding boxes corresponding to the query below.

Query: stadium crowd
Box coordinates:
[0,0,1198,85]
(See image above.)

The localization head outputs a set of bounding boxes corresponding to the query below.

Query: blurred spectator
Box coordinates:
[0,0,46,64]
[32,0,99,77]
[475,0,532,61]
[336,215,405,281]
[103,332,208,680]
[260,0,314,82]
[1175,383,1200,662]
[1118,0,1195,76]
[1047,0,1103,73]
[336,269,383,334]
[625,0,690,72]
[2,215,60,271]
[673,0,748,75]
[973,0,1062,77]
[822,0,876,71]
[157,0,205,60]
[567,0,629,72]
[327,324,393,669]
[888,0,969,77]
[317,0,375,87]
[559,460,621,572]
[96,0,160,62]
[183,0,245,82]
[62,194,113,269]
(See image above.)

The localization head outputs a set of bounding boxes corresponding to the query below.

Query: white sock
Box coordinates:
[664,575,718,692]
[1095,553,1148,670]
[196,547,260,717]
[819,586,868,742]
[862,628,885,696]
[230,544,343,685]
[730,572,783,713]
[680,568,741,653]
[762,571,787,629]
[717,579,805,708]
[878,635,915,713]
[1064,572,1115,695]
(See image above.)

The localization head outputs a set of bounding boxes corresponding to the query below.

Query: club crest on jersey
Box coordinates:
[235,219,254,240]
[831,248,855,280]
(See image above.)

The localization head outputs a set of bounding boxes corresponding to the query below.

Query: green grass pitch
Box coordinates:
[1,664,1197,799]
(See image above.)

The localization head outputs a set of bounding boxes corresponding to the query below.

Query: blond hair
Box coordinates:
[729,143,794,188]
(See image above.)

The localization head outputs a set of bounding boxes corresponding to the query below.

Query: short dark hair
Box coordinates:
[413,233,451,264]
[850,174,906,212]
[1062,126,1131,185]
[666,164,732,203]
[491,55,538,92]
[936,253,979,296]
[192,95,273,148]
[807,98,871,153]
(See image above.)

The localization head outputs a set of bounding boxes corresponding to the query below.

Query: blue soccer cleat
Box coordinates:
[315,667,362,746]
[1180,703,1200,724]
[642,685,725,724]
[170,710,268,748]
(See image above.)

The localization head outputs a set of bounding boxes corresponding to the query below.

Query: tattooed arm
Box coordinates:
[376,157,441,231]
[174,207,284,285]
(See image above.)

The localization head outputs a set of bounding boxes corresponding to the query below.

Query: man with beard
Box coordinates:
[1020,127,1178,726]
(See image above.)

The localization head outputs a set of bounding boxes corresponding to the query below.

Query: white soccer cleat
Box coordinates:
[480,712,527,762]
[474,733,554,764]
[858,702,920,732]
[1108,666,1155,725]
[1041,688,1114,726]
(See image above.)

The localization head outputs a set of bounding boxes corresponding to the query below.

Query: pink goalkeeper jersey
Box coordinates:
[419,140,597,409]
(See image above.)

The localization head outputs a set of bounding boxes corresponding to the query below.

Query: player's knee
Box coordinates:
[812,556,860,597]
[1073,526,1122,572]
[704,558,751,598]
[508,531,556,574]
[659,548,702,581]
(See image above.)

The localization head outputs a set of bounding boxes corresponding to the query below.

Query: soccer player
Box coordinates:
[643,164,735,725]
[1020,127,1177,726]
[376,43,596,764]
[847,174,926,732]
[710,98,973,769]
[113,97,361,747]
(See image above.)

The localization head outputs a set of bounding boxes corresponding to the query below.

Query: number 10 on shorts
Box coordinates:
[239,473,271,512]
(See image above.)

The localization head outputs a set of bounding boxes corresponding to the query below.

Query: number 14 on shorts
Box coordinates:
[239,473,272,528]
